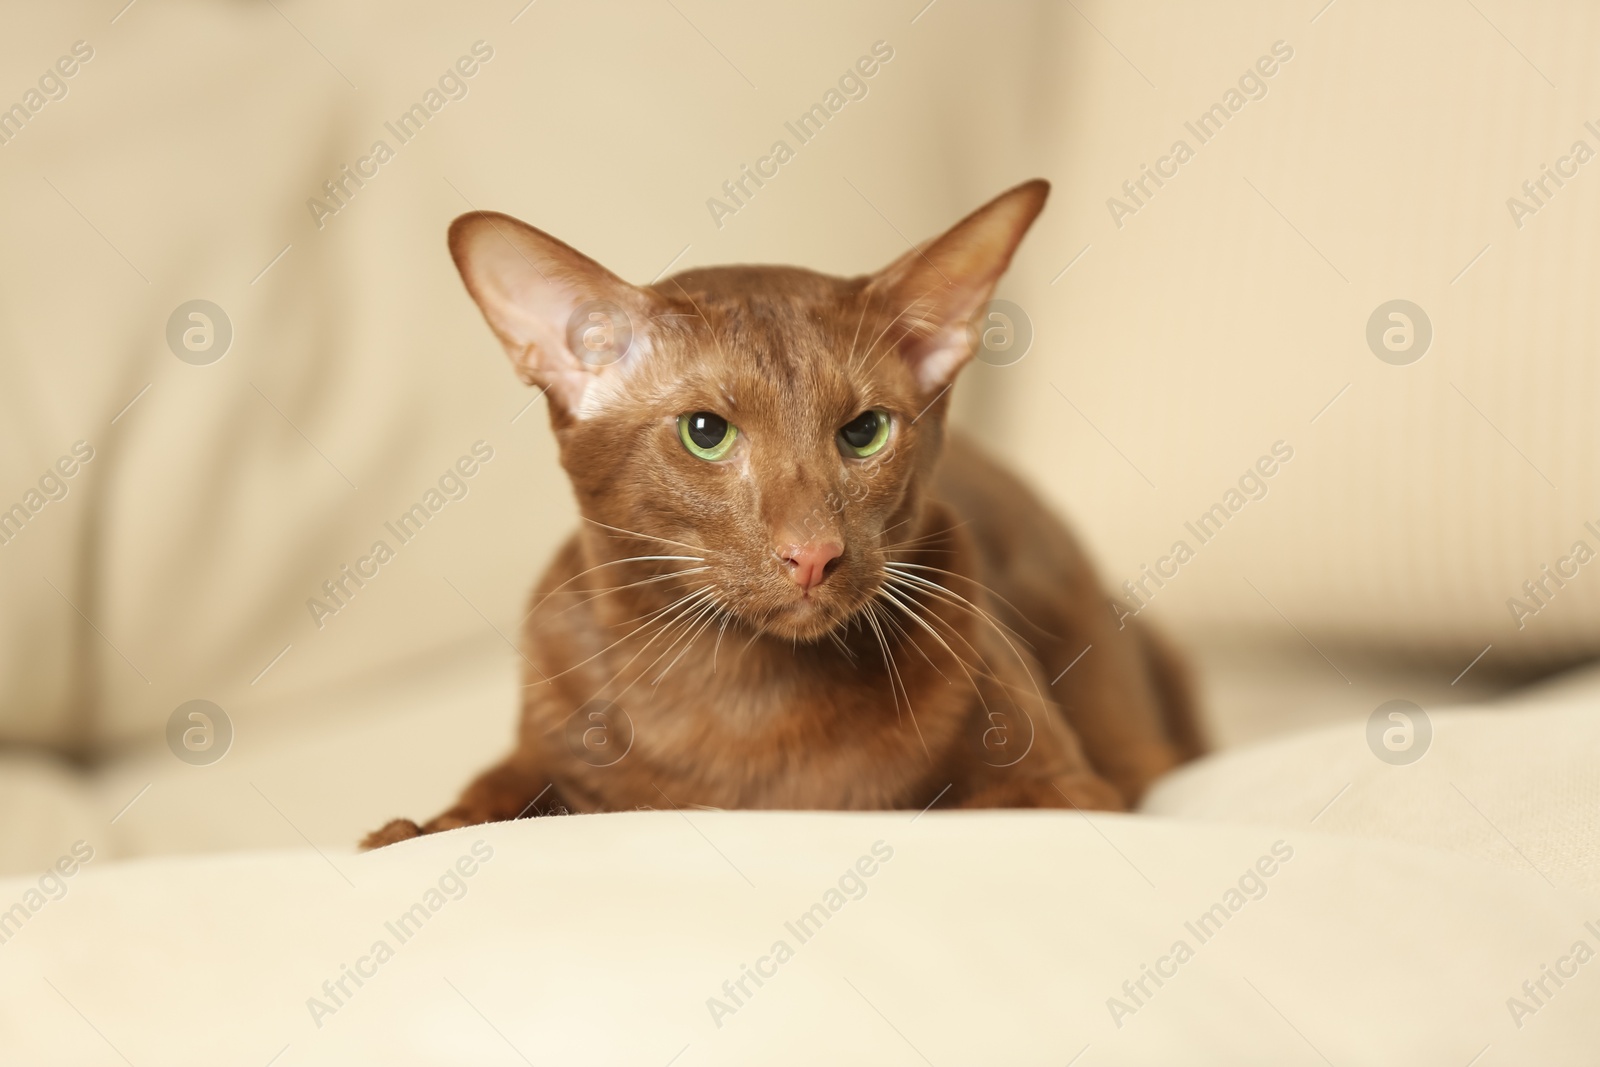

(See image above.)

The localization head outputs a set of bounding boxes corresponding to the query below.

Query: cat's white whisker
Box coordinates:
[884,572,1014,669]
[669,280,735,370]
[885,564,1036,653]
[862,295,943,378]
[711,610,733,673]
[882,575,1008,689]
[528,585,714,686]
[879,517,970,553]
[651,595,725,685]
[879,583,975,684]
[734,605,781,659]
[878,580,1020,744]
[857,295,929,377]
[883,565,1047,713]
[866,590,932,760]
[582,517,708,554]
[871,583,957,685]
[605,586,721,698]
[544,566,712,621]
[860,600,905,725]
[845,282,877,365]
[525,553,705,622]
[884,560,1039,644]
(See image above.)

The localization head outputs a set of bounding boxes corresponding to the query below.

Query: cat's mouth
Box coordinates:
[759,585,859,641]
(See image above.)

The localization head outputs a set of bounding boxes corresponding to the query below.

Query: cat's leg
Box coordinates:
[950,666,1127,812]
[1136,621,1207,761]
[360,757,567,849]
[958,773,1124,812]
[930,442,1202,804]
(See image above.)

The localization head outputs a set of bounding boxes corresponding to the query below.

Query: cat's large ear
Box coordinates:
[865,179,1048,395]
[449,212,660,415]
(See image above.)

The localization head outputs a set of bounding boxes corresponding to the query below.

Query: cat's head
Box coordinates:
[449,181,1047,641]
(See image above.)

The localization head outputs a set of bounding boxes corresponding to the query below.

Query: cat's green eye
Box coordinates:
[838,409,891,458]
[678,411,738,461]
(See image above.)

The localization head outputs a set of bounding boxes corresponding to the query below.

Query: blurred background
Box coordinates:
[1,0,1596,874]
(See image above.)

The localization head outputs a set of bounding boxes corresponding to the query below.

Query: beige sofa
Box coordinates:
[3,1,1597,1061]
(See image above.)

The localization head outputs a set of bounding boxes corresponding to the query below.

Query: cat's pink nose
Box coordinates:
[780,541,844,592]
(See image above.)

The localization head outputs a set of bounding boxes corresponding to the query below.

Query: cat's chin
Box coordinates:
[757,596,854,643]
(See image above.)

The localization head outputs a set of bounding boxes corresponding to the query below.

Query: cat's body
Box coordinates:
[364,182,1202,848]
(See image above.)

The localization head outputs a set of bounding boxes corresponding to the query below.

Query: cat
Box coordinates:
[363,179,1202,848]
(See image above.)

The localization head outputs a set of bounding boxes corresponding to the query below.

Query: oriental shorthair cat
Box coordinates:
[364,179,1203,848]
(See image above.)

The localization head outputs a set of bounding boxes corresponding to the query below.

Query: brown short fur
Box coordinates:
[364,181,1203,848]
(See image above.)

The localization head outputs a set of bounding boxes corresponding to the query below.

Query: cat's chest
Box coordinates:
[534,651,969,809]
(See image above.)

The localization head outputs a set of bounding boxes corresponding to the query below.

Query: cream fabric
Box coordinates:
[6,660,1598,1059]
[0,641,517,876]
[0,631,1477,879]
[1144,659,1600,899]
[3,811,1596,1064]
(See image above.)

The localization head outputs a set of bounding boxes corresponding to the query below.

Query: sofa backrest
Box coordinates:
[2,1,1595,752]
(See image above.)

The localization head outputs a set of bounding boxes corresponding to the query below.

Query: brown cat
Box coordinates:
[363,179,1202,848]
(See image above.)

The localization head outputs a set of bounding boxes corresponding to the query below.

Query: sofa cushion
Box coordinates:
[1144,661,1600,898]
[1,811,1594,1064]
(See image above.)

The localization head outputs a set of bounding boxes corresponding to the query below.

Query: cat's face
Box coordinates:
[450,181,1047,641]
[545,268,938,641]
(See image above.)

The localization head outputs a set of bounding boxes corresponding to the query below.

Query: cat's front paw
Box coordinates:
[961,773,1125,812]
[361,818,424,850]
